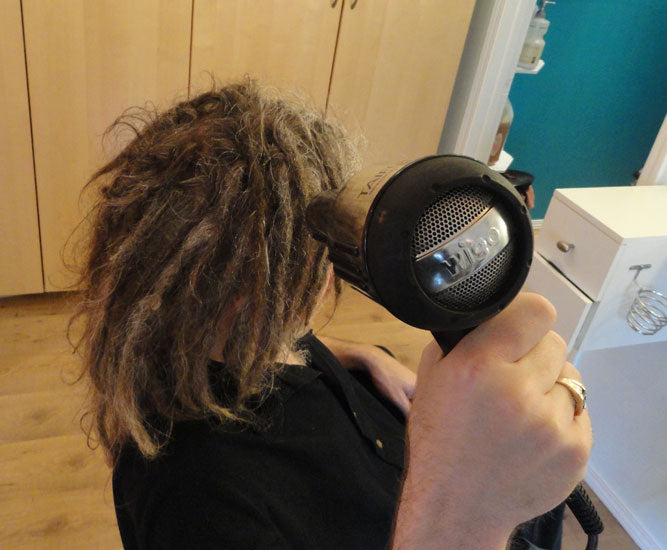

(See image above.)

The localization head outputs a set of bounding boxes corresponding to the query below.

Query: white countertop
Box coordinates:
[555,186,667,241]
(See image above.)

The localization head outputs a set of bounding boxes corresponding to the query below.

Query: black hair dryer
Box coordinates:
[307,154,534,352]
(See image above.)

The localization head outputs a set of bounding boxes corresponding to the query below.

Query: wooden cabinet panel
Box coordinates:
[190,0,342,110]
[22,0,191,291]
[327,0,475,162]
[0,0,43,296]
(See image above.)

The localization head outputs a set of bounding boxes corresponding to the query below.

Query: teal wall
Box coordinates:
[505,0,667,219]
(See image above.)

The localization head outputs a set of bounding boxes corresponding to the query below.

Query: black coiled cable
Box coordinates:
[508,483,604,550]
[566,483,604,550]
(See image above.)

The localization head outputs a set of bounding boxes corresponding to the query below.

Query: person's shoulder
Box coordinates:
[114,417,253,487]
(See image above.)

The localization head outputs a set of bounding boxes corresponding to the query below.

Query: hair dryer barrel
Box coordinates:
[307,155,534,340]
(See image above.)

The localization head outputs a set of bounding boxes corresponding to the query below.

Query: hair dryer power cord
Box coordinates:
[566,483,604,550]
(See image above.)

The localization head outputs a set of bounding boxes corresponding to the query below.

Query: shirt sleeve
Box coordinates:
[143,482,290,550]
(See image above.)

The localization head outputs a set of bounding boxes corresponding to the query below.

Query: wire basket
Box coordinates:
[626,265,667,336]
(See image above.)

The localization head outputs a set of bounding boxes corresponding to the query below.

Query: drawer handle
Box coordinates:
[557,241,575,253]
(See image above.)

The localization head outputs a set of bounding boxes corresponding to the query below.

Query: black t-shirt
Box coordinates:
[113,333,406,549]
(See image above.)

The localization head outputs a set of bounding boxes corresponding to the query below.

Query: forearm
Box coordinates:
[321,336,512,548]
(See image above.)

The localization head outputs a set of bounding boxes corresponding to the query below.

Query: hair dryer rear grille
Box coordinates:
[432,242,515,311]
[412,186,493,257]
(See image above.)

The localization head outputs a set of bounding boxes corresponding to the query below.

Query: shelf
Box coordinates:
[490,149,513,172]
[516,59,545,74]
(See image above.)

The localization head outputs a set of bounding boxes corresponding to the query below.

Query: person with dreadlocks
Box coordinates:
[72,80,591,549]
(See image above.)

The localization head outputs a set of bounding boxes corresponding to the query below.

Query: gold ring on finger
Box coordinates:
[555,377,587,416]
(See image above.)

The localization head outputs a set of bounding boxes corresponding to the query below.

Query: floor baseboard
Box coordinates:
[585,465,662,550]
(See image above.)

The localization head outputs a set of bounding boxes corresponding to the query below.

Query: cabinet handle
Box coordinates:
[350,0,358,8]
[557,241,575,253]
[331,0,338,6]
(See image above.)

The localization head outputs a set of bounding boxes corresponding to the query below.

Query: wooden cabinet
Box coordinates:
[22,0,192,291]
[0,0,43,296]
[190,0,343,110]
[191,0,475,161]
[7,0,476,296]
[328,0,475,162]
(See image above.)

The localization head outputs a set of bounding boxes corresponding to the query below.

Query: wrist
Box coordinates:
[392,471,512,550]
[319,336,375,370]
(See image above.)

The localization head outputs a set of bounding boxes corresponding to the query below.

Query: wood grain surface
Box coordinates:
[22,0,192,292]
[0,0,43,295]
[327,0,476,163]
[190,0,343,110]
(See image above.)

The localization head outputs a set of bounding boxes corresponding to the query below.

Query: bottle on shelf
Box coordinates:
[518,0,555,70]
[489,98,513,166]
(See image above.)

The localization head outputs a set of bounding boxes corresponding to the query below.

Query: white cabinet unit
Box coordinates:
[523,186,667,360]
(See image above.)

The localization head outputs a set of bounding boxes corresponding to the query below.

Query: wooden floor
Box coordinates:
[0,289,638,549]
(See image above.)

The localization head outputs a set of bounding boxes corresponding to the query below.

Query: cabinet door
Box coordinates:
[327,0,475,162]
[190,0,343,110]
[523,252,593,355]
[0,0,43,296]
[23,0,191,291]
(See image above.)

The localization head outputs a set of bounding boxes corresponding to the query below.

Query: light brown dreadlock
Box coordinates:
[70,80,359,464]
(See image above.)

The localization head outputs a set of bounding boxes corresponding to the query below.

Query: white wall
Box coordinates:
[577,341,667,550]
[638,114,667,186]
[437,0,535,162]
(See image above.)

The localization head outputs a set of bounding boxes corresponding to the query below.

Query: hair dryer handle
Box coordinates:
[431,328,474,355]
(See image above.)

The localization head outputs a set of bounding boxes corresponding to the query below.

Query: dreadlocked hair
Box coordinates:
[69,80,359,465]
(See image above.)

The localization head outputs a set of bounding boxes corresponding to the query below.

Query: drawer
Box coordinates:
[523,252,594,352]
[536,195,621,300]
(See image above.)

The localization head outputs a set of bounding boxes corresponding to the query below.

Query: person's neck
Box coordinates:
[208,346,306,366]
[209,313,307,367]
